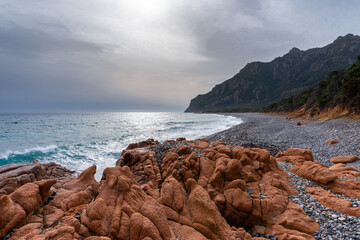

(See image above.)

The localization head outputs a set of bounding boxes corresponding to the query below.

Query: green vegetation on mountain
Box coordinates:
[264,55,360,114]
[186,34,360,113]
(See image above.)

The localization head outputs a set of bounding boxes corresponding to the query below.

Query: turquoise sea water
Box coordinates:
[0,112,242,179]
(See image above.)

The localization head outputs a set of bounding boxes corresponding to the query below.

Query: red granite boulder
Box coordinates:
[0,179,56,238]
[330,155,359,163]
[0,160,74,196]
[43,165,99,227]
[290,161,338,184]
[306,187,360,216]
[329,164,360,178]
[126,138,160,150]
[276,148,314,162]
[81,166,174,239]
[117,148,162,189]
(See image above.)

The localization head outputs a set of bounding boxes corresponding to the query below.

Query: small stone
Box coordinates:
[339,217,346,221]
[325,139,339,145]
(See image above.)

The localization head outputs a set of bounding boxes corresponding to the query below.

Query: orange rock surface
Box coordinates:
[7,140,355,239]
[325,139,339,145]
[276,147,360,219]
[306,187,360,216]
[328,163,360,178]
[330,155,359,163]
[0,160,74,196]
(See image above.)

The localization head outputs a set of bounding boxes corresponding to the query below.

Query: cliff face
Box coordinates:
[264,54,360,118]
[185,34,360,112]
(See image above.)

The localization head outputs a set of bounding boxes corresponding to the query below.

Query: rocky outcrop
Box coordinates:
[117,148,162,191]
[0,160,75,196]
[42,165,100,227]
[81,166,173,239]
[125,138,160,150]
[277,149,336,186]
[306,187,360,217]
[115,141,318,239]
[290,161,338,184]
[276,148,360,213]
[1,140,359,239]
[0,179,56,237]
[328,163,360,178]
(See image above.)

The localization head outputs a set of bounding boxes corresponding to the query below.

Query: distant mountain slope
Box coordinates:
[185,34,360,112]
[264,55,360,116]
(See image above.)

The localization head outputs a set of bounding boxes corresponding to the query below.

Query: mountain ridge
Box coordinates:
[185,34,360,112]
[264,54,360,119]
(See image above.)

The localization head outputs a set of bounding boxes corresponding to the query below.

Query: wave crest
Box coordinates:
[0,145,58,160]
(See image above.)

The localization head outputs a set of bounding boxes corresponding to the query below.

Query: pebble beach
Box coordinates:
[207,113,360,167]
[207,112,360,239]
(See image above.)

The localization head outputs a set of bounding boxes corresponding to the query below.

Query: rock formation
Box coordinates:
[306,187,360,217]
[276,148,360,211]
[0,140,359,239]
[0,160,75,196]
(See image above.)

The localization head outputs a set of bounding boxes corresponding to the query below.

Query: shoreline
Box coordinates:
[0,113,359,239]
[207,112,360,168]
[207,112,360,239]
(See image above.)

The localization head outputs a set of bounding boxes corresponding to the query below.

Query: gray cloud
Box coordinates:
[1,0,360,112]
[0,23,104,55]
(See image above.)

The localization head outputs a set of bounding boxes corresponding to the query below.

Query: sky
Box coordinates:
[1,0,360,112]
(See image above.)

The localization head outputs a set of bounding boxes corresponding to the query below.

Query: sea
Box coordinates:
[0,112,242,179]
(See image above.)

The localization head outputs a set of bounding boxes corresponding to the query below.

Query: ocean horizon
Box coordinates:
[0,112,242,179]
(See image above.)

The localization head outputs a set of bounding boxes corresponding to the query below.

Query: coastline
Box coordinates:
[207,112,360,168]
[0,112,359,239]
[0,112,241,180]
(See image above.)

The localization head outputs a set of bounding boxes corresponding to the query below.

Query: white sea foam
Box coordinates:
[0,145,58,160]
[0,113,243,180]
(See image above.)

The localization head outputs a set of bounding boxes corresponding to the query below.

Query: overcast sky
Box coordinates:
[1,0,360,112]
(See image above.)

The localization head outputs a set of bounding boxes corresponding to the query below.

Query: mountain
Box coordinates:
[264,54,360,116]
[185,34,360,112]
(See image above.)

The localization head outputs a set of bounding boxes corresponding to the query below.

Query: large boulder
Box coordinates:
[329,155,359,164]
[276,148,314,162]
[42,165,100,227]
[81,165,174,239]
[0,160,74,196]
[125,138,160,150]
[290,161,338,184]
[0,179,56,237]
[117,148,162,191]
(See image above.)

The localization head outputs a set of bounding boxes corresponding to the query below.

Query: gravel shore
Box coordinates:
[207,112,360,168]
[207,112,360,240]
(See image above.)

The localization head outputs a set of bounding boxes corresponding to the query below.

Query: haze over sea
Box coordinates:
[0,112,242,179]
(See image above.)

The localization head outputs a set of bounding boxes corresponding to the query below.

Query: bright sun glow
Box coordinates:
[126,0,169,20]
